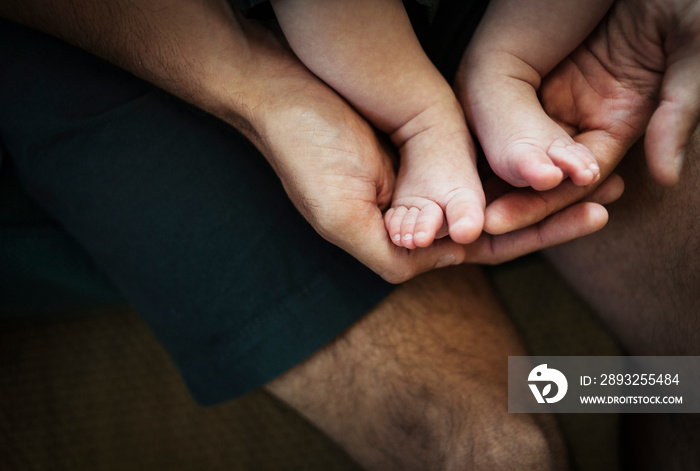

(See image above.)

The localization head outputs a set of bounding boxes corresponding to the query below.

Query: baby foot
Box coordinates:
[385,188,484,249]
[385,119,485,249]
[464,72,601,191]
[496,135,600,191]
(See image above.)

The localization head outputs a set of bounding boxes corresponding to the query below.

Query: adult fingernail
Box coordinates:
[435,254,457,269]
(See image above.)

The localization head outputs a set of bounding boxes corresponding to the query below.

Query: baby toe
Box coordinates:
[399,207,421,250]
[386,206,408,247]
[412,203,445,248]
[445,188,485,245]
[547,141,600,186]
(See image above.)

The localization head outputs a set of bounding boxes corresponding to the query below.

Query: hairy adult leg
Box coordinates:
[266,265,568,471]
[545,128,700,470]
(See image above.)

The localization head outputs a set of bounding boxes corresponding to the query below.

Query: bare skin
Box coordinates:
[8,0,695,467]
[0,1,614,469]
[465,0,611,191]
[548,128,700,471]
[271,0,613,249]
[464,0,700,236]
[267,265,569,471]
[493,0,700,467]
[271,0,485,250]
[0,0,616,284]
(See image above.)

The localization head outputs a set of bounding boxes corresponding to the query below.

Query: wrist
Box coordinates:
[129,2,262,136]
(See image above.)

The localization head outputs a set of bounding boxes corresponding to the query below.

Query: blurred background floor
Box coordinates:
[0,254,622,471]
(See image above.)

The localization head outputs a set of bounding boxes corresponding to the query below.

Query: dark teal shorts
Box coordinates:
[0,0,487,405]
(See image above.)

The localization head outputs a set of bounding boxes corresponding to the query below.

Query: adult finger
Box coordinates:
[484,129,628,234]
[464,201,609,265]
[584,173,624,205]
[645,51,700,186]
[326,203,467,284]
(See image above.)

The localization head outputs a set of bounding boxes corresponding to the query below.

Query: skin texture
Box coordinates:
[462,0,700,236]
[267,265,569,471]
[0,1,609,468]
[531,1,700,467]
[271,0,485,250]
[6,0,698,468]
[464,0,611,191]
[0,0,615,283]
[547,129,700,471]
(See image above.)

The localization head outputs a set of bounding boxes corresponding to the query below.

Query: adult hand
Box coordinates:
[253,50,619,280]
[464,0,700,235]
[240,19,617,281]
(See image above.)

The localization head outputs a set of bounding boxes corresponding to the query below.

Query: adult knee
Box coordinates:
[373,388,567,471]
[469,408,567,471]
